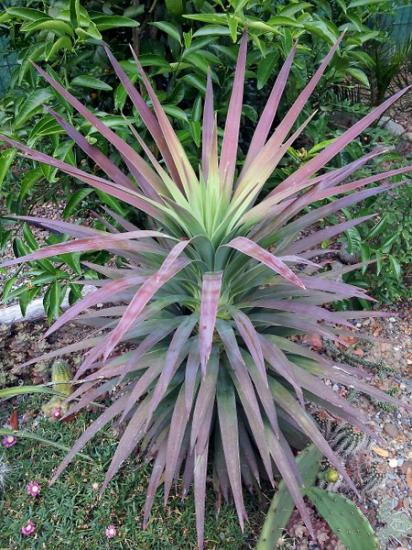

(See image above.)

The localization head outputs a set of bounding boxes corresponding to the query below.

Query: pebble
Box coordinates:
[383,422,400,438]
[389,458,399,468]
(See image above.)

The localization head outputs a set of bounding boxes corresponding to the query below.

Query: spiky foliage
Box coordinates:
[1,33,412,546]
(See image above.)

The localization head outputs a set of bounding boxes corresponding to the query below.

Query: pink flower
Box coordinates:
[2,435,16,448]
[21,520,36,537]
[52,407,62,419]
[27,480,41,497]
[105,524,117,539]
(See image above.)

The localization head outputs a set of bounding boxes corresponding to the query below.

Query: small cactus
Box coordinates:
[41,360,73,418]
[360,461,387,495]
[330,424,370,457]
[313,410,337,440]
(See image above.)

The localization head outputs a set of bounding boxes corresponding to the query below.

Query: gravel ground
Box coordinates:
[282,301,412,549]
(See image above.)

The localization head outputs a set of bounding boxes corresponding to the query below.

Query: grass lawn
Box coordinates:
[0,397,264,549]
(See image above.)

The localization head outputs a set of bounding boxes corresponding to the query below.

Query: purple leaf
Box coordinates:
[219,32,247,193]
[217,374,247,529]
[50,398,124,484]
[232,309,265,379]
[103,240,190,359]
[270,84,412,201]
[46,108,136,191]
[225,236,305,288]
[0,229,168,269]
[102,43,181,186]
[32,63,163,195]
[130,47,198,195]
[283,214,375,255]
[242,45,297,173]
[0,134,166,220]
[199,272,223,375]
[202,71,215,180]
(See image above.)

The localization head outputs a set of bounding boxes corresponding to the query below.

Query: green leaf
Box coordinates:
[71,75,112,91]
[22,223,38,250]
[266,16,304,27]
[22,18,74,36]
[366,216,387,239]
[75,22,102,40]
[347,67,369,87]
[228,15,238,43]
[14,88,54,129]
[0,385,57,399]
[257,52,279,90]
[163,105,188,122]
[348,0,387,7]
[184,52,212,76]
[60,253,82,275]
[193,25,230,38]
[307,488,379,550]
[19,167,43,201]
[190,120,201,147]
[28,115,64,146]
[304,20,338,44]
[151,21,181,44]
[45,35,72,61]
[44,281,61,322]
[388,255,401,280]
[91,15,139,31]
[181,74,206,93]
[2,276,17,302]
[19,287,40,317]
[95,190,125,215]
[6,7,49,21]
[166,0,184,15]
[0,149,16,190]
[69,0,80,28]
[183,13,227,25]
[63,187,94,218]
[360,243,370,274]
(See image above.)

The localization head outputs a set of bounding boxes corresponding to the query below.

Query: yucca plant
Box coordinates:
[1,32,411,547]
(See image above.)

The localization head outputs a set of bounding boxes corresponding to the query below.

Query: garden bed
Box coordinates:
[1,304,411,549]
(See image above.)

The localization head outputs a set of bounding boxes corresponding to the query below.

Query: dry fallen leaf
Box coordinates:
[372,446,390,458]
[406,467,412,493]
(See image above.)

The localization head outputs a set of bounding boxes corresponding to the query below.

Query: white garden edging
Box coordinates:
[0,285,97,325]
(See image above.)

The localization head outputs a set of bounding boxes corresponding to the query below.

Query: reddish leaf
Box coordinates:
[199,272,223,375]
[226,236,305,288]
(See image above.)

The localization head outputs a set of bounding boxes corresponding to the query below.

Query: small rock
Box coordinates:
[389,458,399,468]
[384,422,400,438]
[401,461,412,475]
[380,118,406,136]
[389,317,396,323]
[404,132,412,143]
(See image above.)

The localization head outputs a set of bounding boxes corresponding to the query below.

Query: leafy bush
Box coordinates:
[342,182,412,303]
[1,33,411,546]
